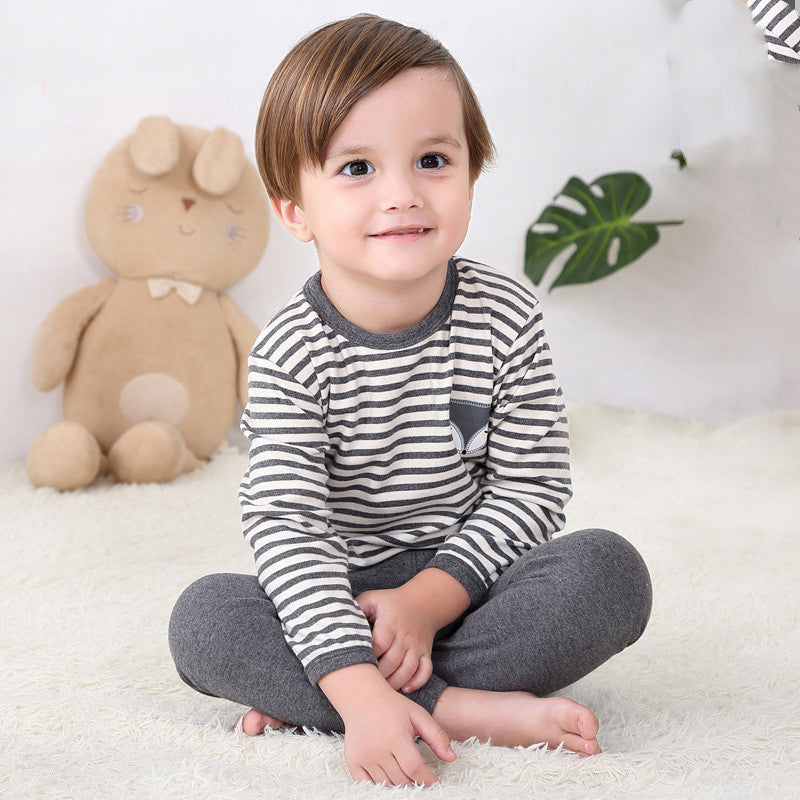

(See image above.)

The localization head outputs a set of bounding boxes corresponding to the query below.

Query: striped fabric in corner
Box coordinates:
[747,0,800,63]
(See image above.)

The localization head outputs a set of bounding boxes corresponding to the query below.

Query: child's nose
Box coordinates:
[379,170,422,212]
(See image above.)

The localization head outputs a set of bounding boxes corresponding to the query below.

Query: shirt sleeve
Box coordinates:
[239,349,377,685]
[428,301,572,604]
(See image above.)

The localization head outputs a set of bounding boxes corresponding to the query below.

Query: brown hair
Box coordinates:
[255,14,495,202]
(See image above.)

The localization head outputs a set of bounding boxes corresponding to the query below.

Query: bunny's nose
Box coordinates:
[182,198,196,211]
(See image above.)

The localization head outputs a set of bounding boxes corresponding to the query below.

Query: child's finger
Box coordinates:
[411,708,457,764]
[376,641,405,678]
[401,655,433,693]
[370,622,394,659]
[394,745,439,786]
[383,756,428,786]
[349,765,373,785]
[366,765,393,786]
[368,758,400,787]
[384,649,420,690]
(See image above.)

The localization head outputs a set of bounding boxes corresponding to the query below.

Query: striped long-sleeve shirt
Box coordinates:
[239,258,572,684]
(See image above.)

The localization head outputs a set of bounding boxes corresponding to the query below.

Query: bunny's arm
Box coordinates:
[219,293,259,407]
[31,278,116,391]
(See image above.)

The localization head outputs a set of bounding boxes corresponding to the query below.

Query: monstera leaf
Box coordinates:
[525,172,682,290]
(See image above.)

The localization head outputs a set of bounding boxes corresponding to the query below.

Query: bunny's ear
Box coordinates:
[193,127,244,196]
[129,116,180,176]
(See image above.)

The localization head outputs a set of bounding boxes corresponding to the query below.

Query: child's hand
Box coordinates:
[355,586,437,693]
[355,567,471,694]
[319,663,456,786]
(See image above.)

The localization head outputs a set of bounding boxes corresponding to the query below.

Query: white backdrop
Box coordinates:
[3,0,799,465]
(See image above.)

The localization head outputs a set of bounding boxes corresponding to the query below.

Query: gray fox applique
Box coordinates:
[450,399,490,455]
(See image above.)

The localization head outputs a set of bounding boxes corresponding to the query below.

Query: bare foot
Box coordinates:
[432,688,601,755]
[235,708,287,736]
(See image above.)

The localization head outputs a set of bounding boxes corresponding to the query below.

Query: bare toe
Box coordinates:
[560,731,601,755]
[571,705,599,740]
[550,699,600,754]
[237,709,286,736]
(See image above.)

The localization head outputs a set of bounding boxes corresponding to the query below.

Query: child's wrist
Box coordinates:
[399,567,471,631]
[318,662,392,718]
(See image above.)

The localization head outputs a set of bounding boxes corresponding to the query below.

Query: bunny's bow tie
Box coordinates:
[146,278,203,305]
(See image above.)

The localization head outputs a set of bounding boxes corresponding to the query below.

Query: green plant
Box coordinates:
[524,172,682,291]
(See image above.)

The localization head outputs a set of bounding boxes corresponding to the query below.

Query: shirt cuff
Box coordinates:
[305,646,378,686]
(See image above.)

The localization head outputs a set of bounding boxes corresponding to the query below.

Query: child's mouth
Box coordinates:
[371,227,430,238]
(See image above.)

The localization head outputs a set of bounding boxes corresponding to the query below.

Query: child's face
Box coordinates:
[274,67,474,293]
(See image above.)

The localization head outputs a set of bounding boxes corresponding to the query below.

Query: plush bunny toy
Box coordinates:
[27,116,270,490]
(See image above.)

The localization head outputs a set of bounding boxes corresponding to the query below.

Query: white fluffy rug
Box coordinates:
[2,404,799,800]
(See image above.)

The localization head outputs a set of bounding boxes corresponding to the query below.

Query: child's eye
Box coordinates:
[340,160,374,177]
[417,153,448,170]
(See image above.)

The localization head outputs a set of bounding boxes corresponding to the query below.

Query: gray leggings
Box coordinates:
[168,529,651,733]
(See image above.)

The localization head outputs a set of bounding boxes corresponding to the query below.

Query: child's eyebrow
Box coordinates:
[326,134,463,164]
[418,134,463,151]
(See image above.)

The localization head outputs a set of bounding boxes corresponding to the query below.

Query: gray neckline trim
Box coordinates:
[303,259,458,350]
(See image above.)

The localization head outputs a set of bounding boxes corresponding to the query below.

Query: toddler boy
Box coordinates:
[169,14,652,787]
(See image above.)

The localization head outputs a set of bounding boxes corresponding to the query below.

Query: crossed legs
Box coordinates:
[168,529,652,753]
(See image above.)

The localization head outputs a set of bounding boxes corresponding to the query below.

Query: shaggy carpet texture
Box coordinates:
[2,404,799,800]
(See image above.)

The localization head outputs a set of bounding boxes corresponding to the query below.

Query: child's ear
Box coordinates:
[270,196,314,243]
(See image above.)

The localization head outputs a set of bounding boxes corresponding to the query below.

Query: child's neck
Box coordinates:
[319,264,449,335]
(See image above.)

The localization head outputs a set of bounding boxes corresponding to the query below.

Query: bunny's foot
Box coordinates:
[26,421,103,491]
[108,421,200,484]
